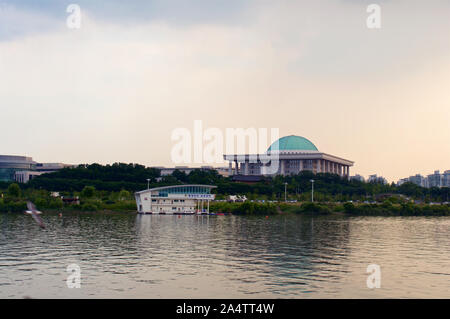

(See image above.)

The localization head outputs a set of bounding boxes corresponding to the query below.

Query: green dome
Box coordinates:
[267,135,318,152]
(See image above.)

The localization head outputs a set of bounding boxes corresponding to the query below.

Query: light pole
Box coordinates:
[284,182,288,202]
[146,179,150,190]
[310,179,315,202]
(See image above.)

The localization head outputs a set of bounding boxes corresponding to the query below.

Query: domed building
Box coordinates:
[223,135,354,177]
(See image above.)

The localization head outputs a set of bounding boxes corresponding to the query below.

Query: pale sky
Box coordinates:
[1,0,449,183]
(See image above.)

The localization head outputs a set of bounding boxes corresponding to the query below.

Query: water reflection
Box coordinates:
[0,212,449,298]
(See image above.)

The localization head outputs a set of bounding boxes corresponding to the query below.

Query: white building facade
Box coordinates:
[135,184,216,215]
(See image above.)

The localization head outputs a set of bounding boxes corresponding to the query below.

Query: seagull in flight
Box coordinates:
[25,201,46,229]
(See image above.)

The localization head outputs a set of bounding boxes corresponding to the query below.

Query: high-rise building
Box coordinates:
[409,174,426,187]
[443,170,450,188]
[427,170,443,188]
[398,170,450,188]
[368,174,387,184]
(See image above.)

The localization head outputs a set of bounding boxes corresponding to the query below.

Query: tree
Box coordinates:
[7,183,21,198]
[81,186,95,198]
[118,189,130,201]
[172,169,188,182]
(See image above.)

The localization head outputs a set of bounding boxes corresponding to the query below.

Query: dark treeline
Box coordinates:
[8,163,449,202]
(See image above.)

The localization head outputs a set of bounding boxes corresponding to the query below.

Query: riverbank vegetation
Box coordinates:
[16,163,448,203]
[0,183,136,213]
[1,163,449,215]
[1,182,449,216]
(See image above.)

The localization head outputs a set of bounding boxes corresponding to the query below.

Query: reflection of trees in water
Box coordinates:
[206,215,353,283]
[134,214,354,288]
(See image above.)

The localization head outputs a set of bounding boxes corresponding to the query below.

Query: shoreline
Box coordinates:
[2,201,449,216]
[23,202,450,216]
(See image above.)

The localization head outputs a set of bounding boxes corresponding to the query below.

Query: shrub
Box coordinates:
[81,186,96,198]
[7,183,21,198]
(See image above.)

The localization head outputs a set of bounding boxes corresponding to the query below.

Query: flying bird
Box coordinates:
[25,201,46,229]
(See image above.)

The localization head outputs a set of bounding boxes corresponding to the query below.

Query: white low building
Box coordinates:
[135,184,216,215]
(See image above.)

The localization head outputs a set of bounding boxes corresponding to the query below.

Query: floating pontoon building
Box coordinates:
[135,184,216,215]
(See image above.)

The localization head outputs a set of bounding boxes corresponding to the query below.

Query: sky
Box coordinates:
[0,0,449,183]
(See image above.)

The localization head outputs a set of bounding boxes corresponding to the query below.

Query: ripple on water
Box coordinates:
[0,213,449,298]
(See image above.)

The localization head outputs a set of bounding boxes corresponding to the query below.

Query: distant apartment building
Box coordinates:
[397,174,427,187]
[427,170,443,188]
[444,170,450,188]
[368,174,388,184]
[397,170,450,188]
[409,174,427,187]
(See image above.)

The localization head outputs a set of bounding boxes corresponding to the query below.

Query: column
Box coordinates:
[228,161,232,175]
[299,159,303,172]
[281,159,285,175]
[234,160,238,175]
[244,161,249,175]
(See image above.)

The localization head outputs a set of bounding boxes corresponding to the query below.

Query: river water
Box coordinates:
[0,212,449,298]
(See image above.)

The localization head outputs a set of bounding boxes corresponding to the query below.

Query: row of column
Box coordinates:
[316,159,350,177]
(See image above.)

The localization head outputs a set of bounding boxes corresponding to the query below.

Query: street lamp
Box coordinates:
[146,179,151,190]
[284,182,288,202]
[310,179,315,202]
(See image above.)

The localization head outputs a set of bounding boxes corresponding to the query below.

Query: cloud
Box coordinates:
[0,3,63,40]
[0,0,450,182]
[0,0,251,40]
